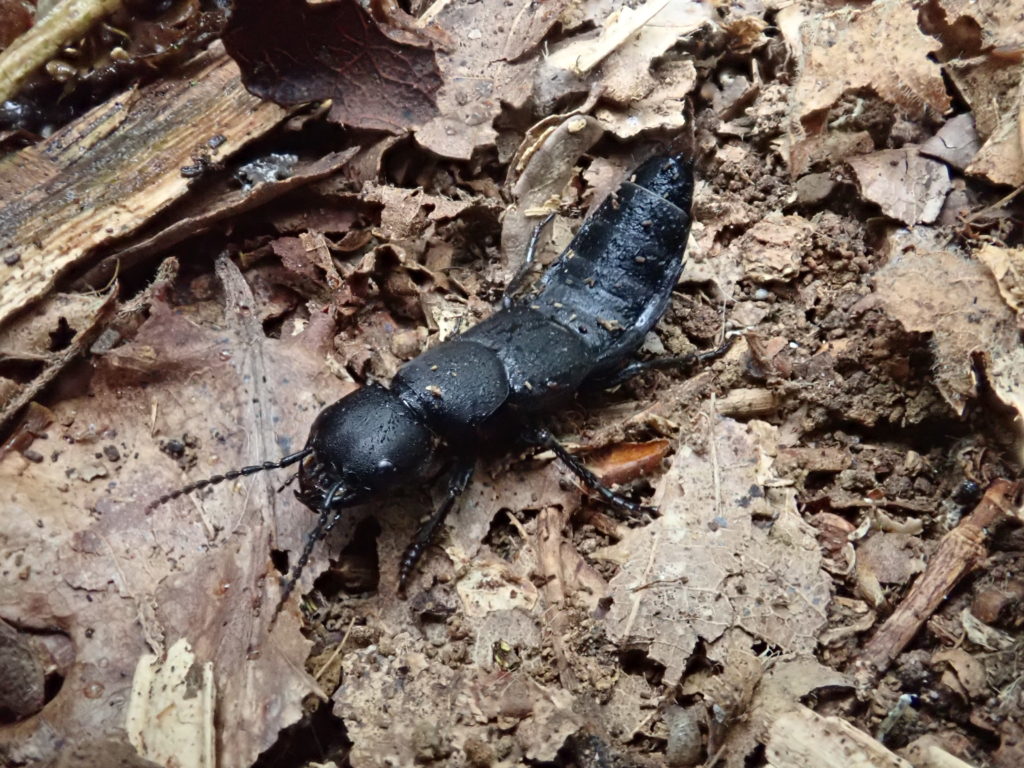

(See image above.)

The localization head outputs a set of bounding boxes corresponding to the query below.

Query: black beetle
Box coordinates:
[149,153,731,612]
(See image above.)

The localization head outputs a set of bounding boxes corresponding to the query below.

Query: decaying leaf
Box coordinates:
[787,1,950,141]
[934,0,1024,52]
[414,0,541,158]
[0,259,348,768]
[595,417,831,684]
[500,114,605,279]
[223,0,441,133]
[699,652,852,767]
[920,113,982,171]
[873,229,1024,448]
[945,56,1024,187]
[847,148,952,225]
[977,243,1024,318]
[126,638,214,768]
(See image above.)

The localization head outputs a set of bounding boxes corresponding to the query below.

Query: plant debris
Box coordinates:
[1,0,1023,767]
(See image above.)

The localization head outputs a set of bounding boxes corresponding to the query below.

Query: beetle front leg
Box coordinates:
[398,457,475,593]
[524,427,655,514]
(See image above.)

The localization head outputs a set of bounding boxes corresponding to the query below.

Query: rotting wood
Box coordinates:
[853,478,1022,688]
[0,44,287,326]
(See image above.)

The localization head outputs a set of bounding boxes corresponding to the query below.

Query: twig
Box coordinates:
[853,479,1022,688]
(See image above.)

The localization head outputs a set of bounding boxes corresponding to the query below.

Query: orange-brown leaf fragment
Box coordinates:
[588,439,670,487]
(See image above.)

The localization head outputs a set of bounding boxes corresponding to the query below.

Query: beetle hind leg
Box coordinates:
[502,212,556,308]
[598,335,736,389]
[525,427,655,514]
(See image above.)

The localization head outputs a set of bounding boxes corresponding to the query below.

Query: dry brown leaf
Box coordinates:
[413,0,539,159]
[920,114,982,171]
[707,651,851,768]
[223,0,442,133]
[977,243,1024,318]
[847,148,951,225]
[500,114,605,279]
[594,418,831,684]
[545,0,706,78]
[0,259,347,768]
[935,0,1024,51]
[788,1,950,136]
[535,0,708,117]
[946,56,1024,187]
[873,230,1024,454]
[596,58,697,139]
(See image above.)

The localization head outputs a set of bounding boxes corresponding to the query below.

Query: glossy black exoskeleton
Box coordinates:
[149,153,732,614]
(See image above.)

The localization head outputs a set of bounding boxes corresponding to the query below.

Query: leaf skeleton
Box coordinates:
[148,152,732,616]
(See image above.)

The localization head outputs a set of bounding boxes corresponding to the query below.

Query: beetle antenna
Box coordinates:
[274,480,348,619]
[146,448,312,513]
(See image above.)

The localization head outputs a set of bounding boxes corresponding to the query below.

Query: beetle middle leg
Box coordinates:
[524,427,655,514]
[398,457,476,592]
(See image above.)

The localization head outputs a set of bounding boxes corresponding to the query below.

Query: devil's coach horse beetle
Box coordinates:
[148,152,732,614]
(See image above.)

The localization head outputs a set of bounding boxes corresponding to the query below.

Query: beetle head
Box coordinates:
[297,384,435,511]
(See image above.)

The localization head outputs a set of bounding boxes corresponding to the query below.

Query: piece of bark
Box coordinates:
[76,147,359,290]
[0,44,288,326]
[853,479,1022,687]
[766,705,912,768]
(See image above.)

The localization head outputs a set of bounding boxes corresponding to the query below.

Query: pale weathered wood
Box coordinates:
[0,0,123,103]
[0,44,287,326]
[766,705,913,768]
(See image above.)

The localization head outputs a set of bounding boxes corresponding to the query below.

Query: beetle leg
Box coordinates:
[598,335,736,389]
[398,458,476,593]
[273,481,350,620]
[502,212,557,309]
[525,427,655,514]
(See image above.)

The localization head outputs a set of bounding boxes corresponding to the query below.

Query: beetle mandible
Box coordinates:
[149,152,732,613]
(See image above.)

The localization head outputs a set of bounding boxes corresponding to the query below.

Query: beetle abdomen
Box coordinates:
[462,306,593,412]
[527,154,694,372]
